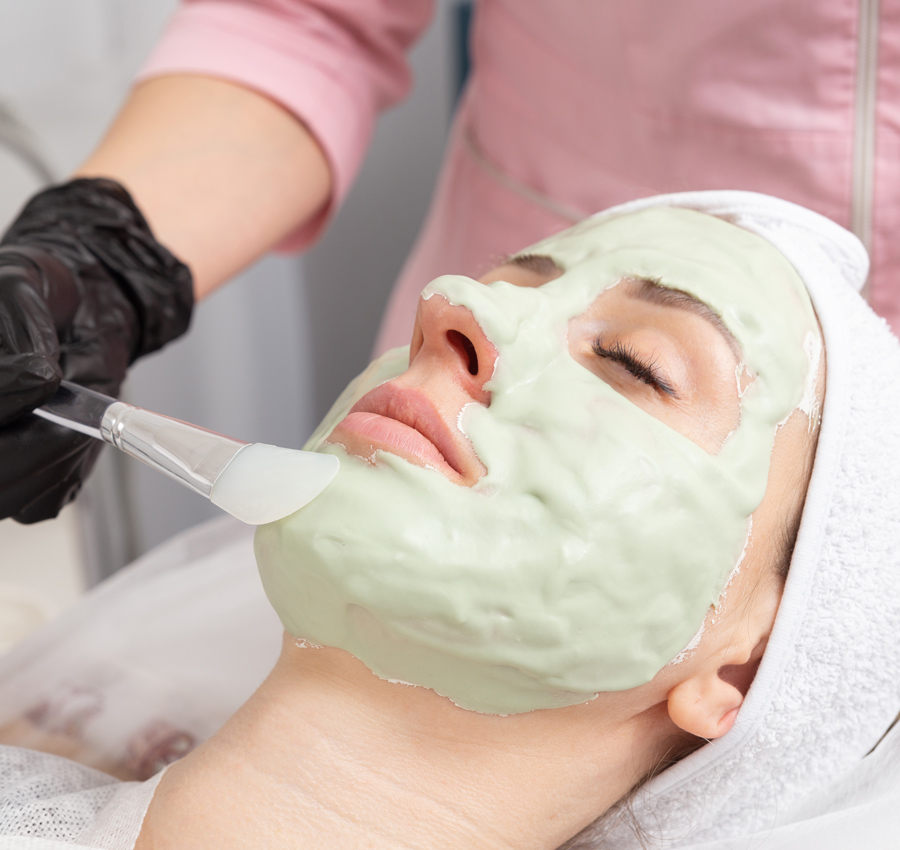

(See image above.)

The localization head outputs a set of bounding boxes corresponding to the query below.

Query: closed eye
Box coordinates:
[591,339,677,397]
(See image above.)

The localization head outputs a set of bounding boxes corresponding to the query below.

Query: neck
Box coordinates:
[137,635,677,850]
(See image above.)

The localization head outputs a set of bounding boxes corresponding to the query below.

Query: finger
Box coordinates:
[0,352,63,426]
[0,247,80,330]
[14,444,100,524]
[0,271,63,422]
[60,331,131,396]
[0,272,60,356]
[0,415,97,520]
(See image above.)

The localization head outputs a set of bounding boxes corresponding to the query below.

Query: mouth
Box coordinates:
[325,383,483,484]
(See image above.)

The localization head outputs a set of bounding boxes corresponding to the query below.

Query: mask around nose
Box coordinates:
[254,207,820,714]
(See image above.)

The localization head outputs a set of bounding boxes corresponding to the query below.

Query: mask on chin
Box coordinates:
[254,206,819,715]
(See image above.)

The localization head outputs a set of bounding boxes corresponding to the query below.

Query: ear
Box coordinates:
[666,670,743,740]
[666,643,766,740]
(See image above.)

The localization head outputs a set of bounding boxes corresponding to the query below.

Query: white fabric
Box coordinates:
[1,191,898,848]
[603,717,900,850]
[0,517,279,848]
[0,749,162,850]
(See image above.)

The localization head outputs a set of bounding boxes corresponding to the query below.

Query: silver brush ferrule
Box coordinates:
[100,402,248,497]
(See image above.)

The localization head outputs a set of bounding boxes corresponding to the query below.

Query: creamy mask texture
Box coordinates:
[255,207,819,714]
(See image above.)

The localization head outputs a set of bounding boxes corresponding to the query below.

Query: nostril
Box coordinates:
[447,329,479,376]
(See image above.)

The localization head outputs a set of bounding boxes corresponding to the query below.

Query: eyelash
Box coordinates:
[591,339,677,397]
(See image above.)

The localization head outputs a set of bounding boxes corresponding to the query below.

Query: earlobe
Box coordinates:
[667,673,744,740]
[667,602,774,740]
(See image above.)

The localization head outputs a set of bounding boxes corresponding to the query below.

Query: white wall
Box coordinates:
[0,1,459,581]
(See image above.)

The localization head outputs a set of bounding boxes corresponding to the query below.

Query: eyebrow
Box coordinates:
[629,276,742,359]
[507,253,563,278]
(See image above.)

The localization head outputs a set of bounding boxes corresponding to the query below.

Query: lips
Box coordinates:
[326,383,483,484]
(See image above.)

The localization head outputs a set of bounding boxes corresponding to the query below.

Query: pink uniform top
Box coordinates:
[141,0,900,348]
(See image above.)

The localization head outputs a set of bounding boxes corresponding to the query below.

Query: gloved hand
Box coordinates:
[0,178,193,523]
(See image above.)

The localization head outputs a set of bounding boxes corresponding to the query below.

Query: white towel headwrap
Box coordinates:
[577,191,900,849]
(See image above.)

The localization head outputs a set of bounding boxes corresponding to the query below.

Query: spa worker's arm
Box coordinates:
[75,76,334,301]
[0,0,433,523]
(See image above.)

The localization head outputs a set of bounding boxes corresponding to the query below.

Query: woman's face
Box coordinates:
[254,207,822,715]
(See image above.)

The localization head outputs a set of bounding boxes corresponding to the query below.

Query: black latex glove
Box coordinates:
[0,178,193,523]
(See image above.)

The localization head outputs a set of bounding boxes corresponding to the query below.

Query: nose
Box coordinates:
[408,294,499,406]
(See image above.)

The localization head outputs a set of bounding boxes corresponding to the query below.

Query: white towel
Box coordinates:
[583,191,900,849]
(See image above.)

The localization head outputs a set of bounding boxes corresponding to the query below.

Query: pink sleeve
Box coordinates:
[137,0,435,250]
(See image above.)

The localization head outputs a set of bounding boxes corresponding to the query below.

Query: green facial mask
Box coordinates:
[255,207,819,714]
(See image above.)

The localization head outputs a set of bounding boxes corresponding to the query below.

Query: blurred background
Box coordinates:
[0,0,470,649]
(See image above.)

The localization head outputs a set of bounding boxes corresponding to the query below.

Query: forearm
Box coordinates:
[76,74,333,299]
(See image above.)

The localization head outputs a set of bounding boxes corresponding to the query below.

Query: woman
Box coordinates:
[1,191,898,850]
[5,1,900,525]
